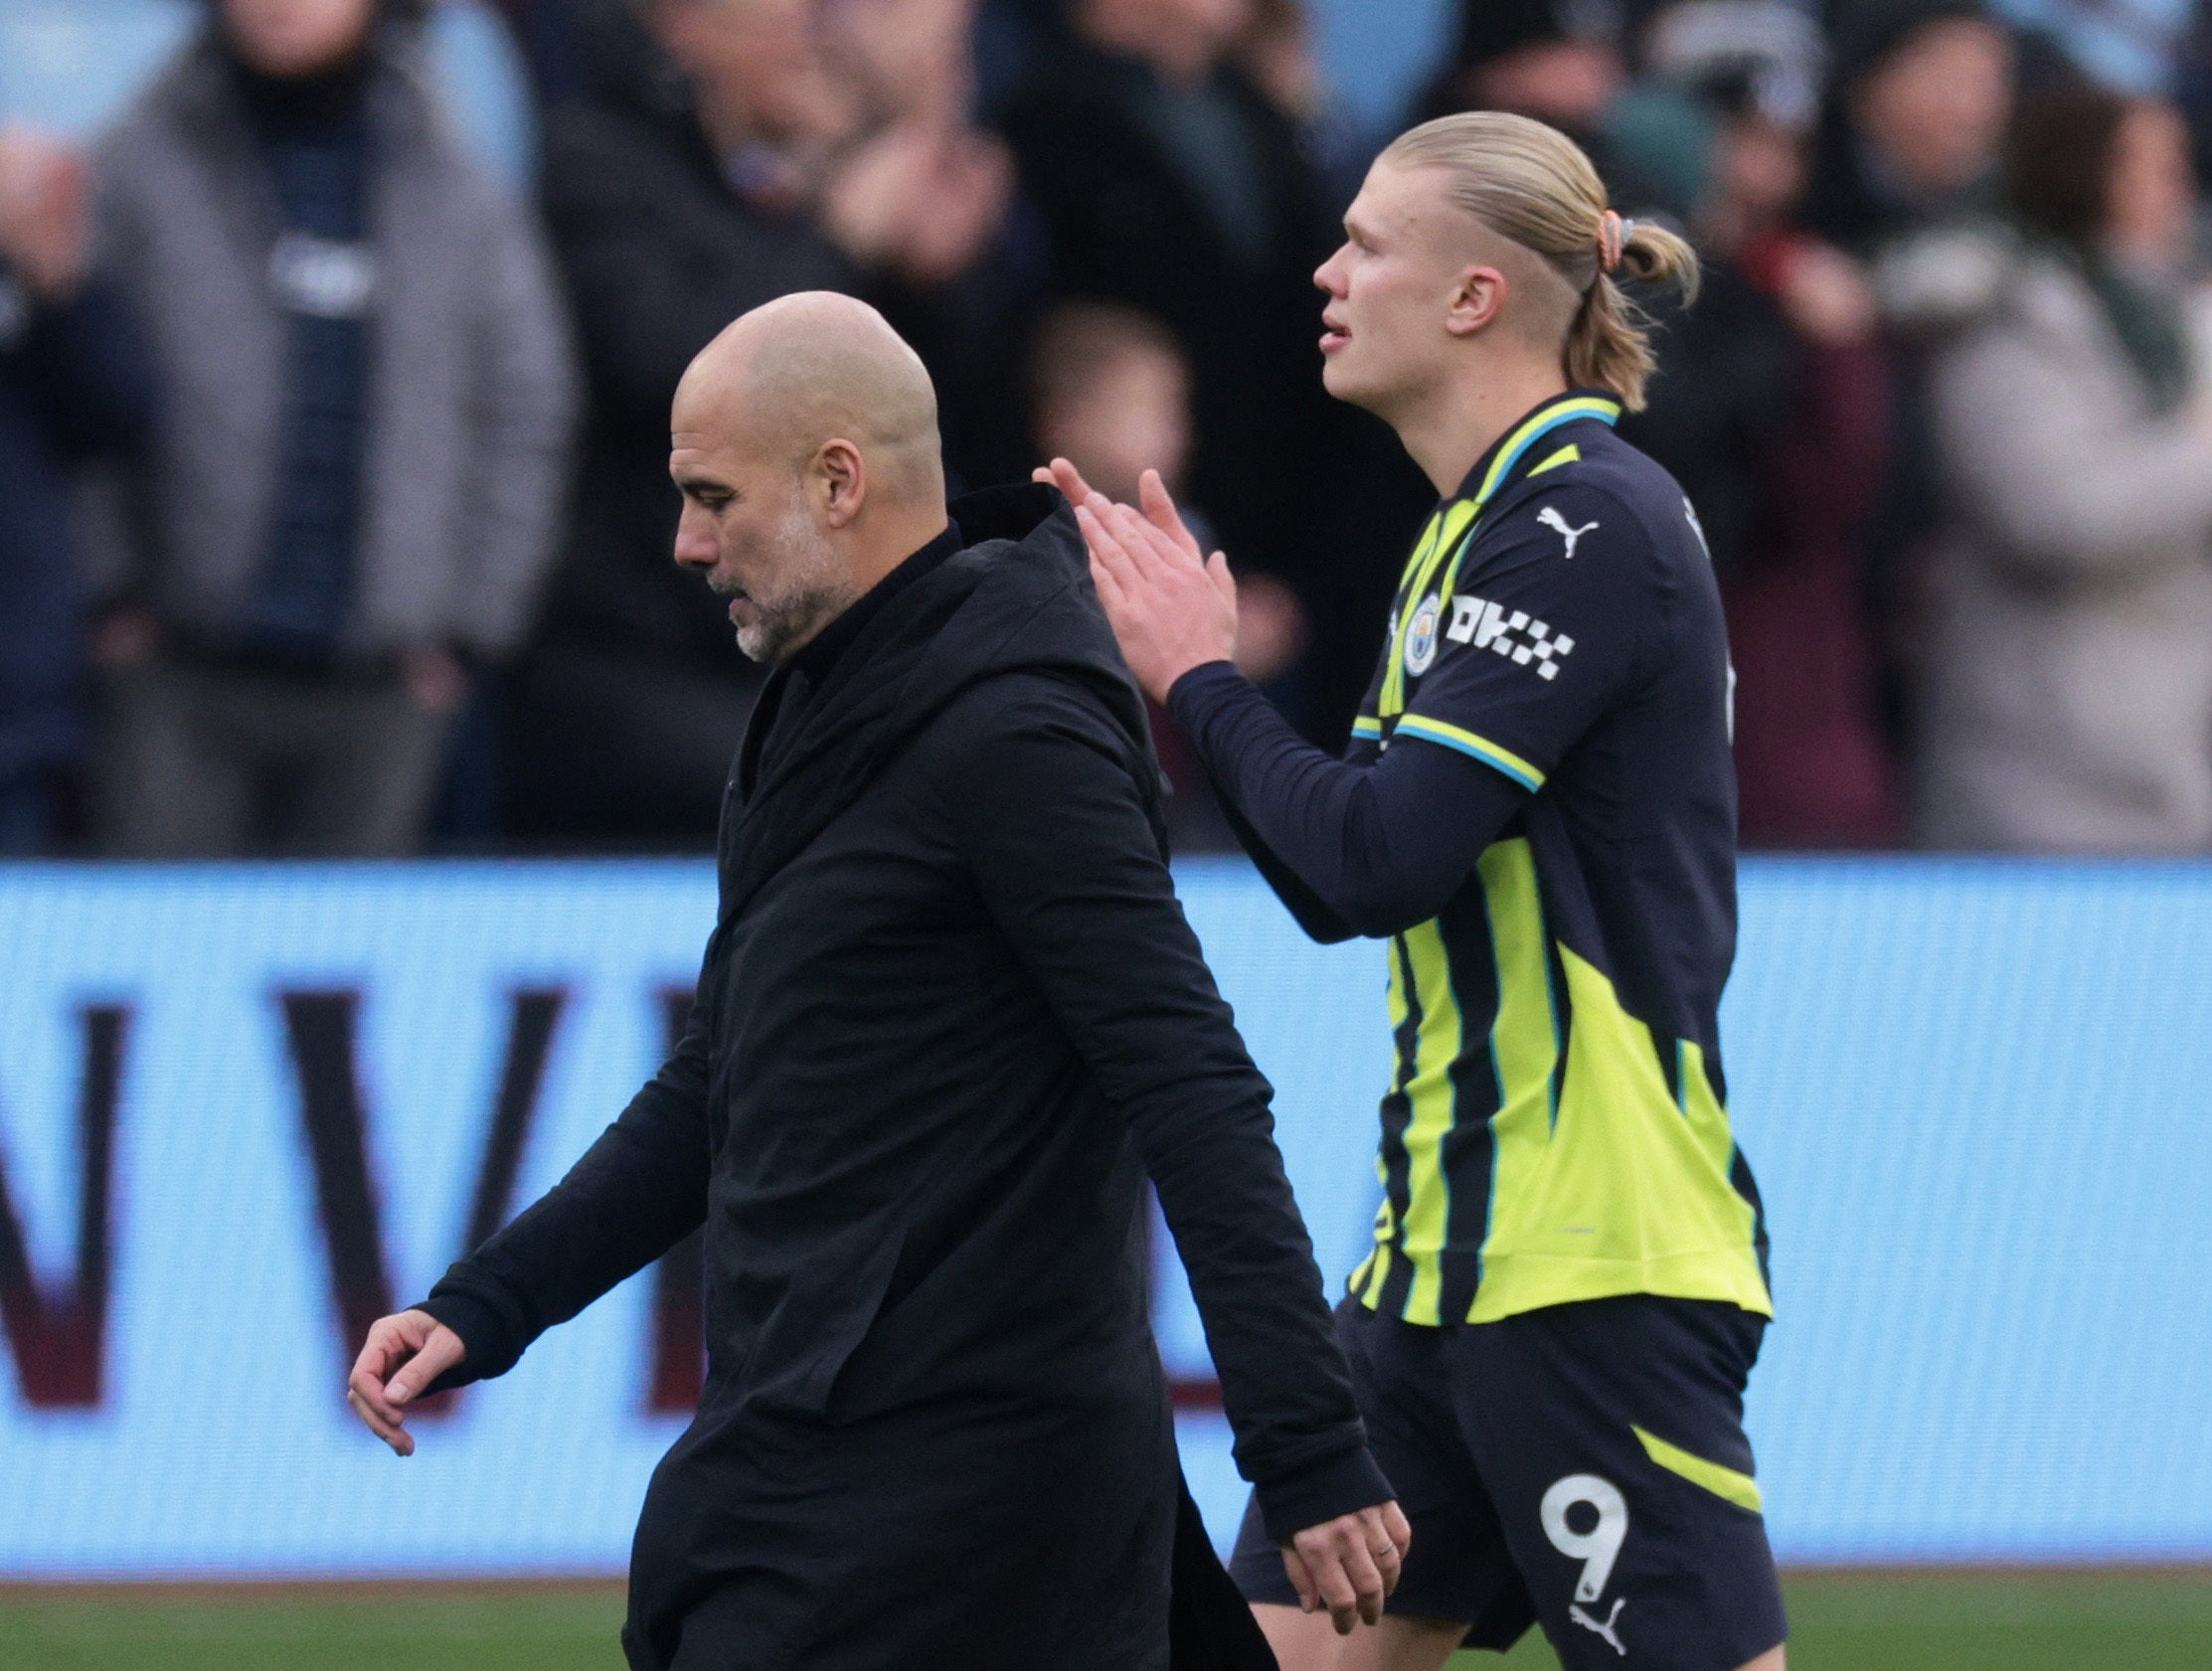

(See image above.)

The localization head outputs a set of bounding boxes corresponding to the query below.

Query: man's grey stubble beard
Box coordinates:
[734,504,854,665]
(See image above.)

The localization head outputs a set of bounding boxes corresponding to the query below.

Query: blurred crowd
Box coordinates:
[7,0,2212,857]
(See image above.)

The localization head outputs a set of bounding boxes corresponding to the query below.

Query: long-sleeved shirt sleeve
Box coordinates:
[1168,662,1529,941]
[415,932,719,1389]
[938,674,1392,1542]
[1169,479,1665,942]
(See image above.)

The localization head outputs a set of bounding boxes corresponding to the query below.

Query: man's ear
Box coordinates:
[815,438,867,529]
[1445,264,1508,338]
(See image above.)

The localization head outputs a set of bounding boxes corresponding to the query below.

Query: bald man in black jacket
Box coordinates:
[347,292,1407,1671]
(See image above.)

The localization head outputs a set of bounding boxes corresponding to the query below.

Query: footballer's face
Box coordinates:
[670,414,853,668]
[1315,159,1512,423]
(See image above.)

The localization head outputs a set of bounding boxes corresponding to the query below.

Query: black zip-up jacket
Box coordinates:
[419,484,1387,1671]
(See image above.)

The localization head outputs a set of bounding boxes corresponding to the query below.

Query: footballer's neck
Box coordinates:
[1393,352,1571,500]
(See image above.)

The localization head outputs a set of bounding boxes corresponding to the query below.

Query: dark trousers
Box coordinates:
[664,1473,1272,1671]
[94,659,452,858]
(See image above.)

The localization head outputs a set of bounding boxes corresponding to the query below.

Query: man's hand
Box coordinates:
[1281,1500,1414,1634]
[1035,457,1203,561]
[346,1309,466,1457]
[1777,239,1877,347]
[1036,461,1237,703]
[823,121,1011,284]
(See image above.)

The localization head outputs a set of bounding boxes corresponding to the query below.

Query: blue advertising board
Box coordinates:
[1,858,2209,1576]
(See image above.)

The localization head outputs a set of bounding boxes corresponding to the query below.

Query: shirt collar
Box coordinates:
[1448,389,1622,509]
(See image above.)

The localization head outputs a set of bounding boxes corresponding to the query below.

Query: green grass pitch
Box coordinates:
[1,1570,2208,1669]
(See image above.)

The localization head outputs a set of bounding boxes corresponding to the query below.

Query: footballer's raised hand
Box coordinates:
[1283,1500,1413,1634]
[347,1308,466,1456]
[1034,456,1102,514]
[1033,458,1205,562]
[1073,481,1238,705]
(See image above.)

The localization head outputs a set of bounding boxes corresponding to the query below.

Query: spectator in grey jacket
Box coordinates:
[1919,84,2212,852]
[87,0,575,857]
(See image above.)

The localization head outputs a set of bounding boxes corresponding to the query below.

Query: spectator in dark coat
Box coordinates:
[513,0,1035,842]
[1001,0,1419,742]
[815,0,1049,491]
[1622,78,1903,846]
[508,0,856,842]
[86,0,575,857]
[0,129,153,854]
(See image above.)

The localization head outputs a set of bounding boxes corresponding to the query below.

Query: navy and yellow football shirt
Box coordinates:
[1344,390,1772,1328]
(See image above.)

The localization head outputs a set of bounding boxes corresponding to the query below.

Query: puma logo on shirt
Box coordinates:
[1537,504,1600,560]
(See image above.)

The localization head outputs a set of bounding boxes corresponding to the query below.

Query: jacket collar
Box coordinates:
[786,520,961,688]
[717,484,1147,923]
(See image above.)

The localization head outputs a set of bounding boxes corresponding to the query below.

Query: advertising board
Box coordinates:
[3,859,2209,1574]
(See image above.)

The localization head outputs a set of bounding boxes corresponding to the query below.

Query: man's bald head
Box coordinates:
[669,293,953,667]
[676,292,944,506]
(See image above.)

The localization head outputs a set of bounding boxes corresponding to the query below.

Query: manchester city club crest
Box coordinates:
[1405,593,1442,676]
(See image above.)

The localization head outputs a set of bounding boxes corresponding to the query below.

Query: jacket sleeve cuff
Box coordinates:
[1254,1444,1397,1546]
[413,1287,524,1395]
